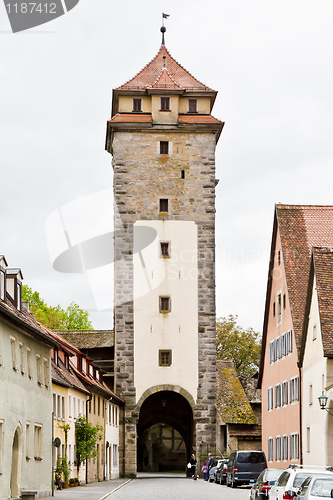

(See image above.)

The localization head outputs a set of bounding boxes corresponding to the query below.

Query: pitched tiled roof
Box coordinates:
[0,297,59,348]
[52,358,90,394]
[57,330,114,349]
[110,113,152,123]
[311,247,333,357]
[149,68,182,90]
[116,45,214,93]
[277,205,333,351]
[178,114,223,124]
[216,359,257,425]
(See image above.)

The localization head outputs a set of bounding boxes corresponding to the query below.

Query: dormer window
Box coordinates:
[133,98,141,112]
[0,269,5,301]
[160,97,170,111]
[188,99,197,113]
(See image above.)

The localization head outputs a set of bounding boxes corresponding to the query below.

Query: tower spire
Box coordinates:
[161,12,169,46]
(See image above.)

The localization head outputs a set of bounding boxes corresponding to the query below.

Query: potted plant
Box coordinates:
[69,478,75,487]
[74,478,79,487]
[61,456,69,488]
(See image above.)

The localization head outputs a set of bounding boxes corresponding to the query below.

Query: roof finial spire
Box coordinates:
[161,12,169,46]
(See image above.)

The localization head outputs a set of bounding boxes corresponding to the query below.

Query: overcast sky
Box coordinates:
[1,0,333,331]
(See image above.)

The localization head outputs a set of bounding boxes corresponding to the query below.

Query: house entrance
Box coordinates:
[10,426,22,499]
[137,390,194,473]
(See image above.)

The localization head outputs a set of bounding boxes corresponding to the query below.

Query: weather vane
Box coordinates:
[161,12,170,46]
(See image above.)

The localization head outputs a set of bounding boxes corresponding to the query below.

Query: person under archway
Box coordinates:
[189,453,198,479]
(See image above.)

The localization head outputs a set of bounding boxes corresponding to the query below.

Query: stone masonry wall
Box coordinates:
[113,129,217,476]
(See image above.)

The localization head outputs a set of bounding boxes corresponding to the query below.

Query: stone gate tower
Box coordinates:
[105,29,224,477]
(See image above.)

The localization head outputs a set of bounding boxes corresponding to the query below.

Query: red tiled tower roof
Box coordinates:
[116,45,214,93]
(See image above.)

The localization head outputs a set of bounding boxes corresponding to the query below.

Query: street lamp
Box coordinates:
[318,392,333,416]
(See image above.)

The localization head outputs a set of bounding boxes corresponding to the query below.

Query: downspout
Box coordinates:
[298,361,303,465]
[52,411,54,497]
[85,394,93,484]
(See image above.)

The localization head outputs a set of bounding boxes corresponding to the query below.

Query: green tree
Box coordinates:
[22,285,93,330]
[216,315,261,377]
[75,416,103,478]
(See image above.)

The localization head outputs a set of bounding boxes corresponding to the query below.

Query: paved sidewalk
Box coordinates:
[53,478,131,500]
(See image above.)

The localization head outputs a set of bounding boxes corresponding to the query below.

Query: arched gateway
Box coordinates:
[106,26,224,477]
[137,389,194,472]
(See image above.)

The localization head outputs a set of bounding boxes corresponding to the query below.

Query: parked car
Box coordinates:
[226,450,267,488]
[216,459,229,485]
[249,468,283,499]
[208,459,224,482]
[269,466,333,500]
[296,475,333,499]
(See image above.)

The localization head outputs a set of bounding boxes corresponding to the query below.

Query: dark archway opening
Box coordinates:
[137,391,194,473]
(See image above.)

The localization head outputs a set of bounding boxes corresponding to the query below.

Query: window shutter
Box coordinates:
[296,377,299,401]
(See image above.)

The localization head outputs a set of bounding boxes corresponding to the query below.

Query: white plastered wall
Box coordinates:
[133,220,198,404]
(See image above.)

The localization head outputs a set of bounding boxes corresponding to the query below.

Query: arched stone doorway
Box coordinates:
[11,425,22,499]
[137,390,194,473]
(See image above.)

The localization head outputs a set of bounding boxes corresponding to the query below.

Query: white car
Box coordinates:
[269,465,333,500]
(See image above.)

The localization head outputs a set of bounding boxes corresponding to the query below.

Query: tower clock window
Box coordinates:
[133,98,142,112]
[159,350,172,366]
[160,97,170,111]
[159,198,168,213]
[188,99,197,113]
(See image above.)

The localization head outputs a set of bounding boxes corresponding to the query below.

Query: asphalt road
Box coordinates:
[53,474,251,500]
[109,476,251,500]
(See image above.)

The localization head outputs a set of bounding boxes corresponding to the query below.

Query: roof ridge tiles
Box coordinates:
[148,66,183,89]
[115,45,215,92]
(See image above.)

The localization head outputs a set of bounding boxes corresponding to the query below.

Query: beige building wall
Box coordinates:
[302,277,333,466]
[0,322,52,499]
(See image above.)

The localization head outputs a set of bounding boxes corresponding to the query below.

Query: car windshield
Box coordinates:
[237,452,266,464]
[310,478,333,497]
[299,476,312,496]
[266,469,283,483]
[294,473,316,488]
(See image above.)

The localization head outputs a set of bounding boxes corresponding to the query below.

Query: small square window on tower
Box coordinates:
[133,98,142,112]
[160,97,170,111]
[159,350,172,366]
[159,296,171,313]
[160,242,170,258]
[188,99,197,113]
[159,198,168,213]
[160,141,169,154]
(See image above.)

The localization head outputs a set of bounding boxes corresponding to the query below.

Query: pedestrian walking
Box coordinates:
[207,452,214,480]
[201,461,208,480]
[189,453,198,479]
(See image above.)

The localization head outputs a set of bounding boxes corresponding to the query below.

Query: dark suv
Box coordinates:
[226,450,267,488]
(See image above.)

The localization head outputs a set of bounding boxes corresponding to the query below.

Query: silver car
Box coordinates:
[296,475,333,499]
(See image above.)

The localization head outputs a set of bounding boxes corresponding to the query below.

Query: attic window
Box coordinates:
[0,269,5,301]
[160,97,170,111]
[188,99,197,113]
[133,98,141,112]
